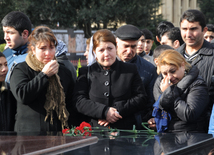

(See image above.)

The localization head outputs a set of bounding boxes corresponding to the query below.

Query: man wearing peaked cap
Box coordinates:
[115,24,157,128]
[115,24,142,40]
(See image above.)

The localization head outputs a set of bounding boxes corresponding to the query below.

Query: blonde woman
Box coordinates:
[148,50,209,132]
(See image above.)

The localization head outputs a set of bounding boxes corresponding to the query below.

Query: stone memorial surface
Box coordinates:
[0,135,98,155]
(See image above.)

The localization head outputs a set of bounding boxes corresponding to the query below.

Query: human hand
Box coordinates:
[148,118,156,130]
[42,60,59,77]
[98,119,109,126]
[106,107,122,123]
[160,76,172,92]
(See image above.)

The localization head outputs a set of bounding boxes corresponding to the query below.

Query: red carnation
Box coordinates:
[62,128,70,134]
[75,122,92,136]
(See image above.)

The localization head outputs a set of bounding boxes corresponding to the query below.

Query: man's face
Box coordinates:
[180,20,206,48]
[160,33,174,48]
[136,35,145,54]
[3,26,25,49]
[116,38,138,62]
[144,39,153,54]
[204,31,214,42]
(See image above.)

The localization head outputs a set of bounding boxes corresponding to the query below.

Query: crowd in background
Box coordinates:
[1,9,214,136]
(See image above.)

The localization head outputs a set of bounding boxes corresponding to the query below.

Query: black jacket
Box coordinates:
[129,55,157,121]
[56,53,76,84]
[153,66,209,132]
[10,62,75,132]
[0,82,16,131]
[176,40,214,99]
[74,59,147,129]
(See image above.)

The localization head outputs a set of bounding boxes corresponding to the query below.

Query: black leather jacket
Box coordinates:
[153,66,209,132]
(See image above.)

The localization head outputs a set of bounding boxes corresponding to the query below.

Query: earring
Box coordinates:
[184,70,187,76]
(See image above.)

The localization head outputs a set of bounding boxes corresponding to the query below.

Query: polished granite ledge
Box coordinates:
[0,135,98,155]
[0,132,214,155]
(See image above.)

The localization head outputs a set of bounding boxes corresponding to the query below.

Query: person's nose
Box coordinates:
[4,33,9,41]
[167,73,173,79]
[104,49,109,56]
[2,65,8,73]
[207,37,211,42]
[186,29,192,38]
[84,51,88,57]
[126,47,132,54]
[45,48,52,56]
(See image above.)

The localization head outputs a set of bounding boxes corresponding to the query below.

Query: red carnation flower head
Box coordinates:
[62,128,70,134]
[75,122,92,136]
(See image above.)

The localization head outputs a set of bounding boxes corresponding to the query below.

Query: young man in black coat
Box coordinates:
[176,9,214,131]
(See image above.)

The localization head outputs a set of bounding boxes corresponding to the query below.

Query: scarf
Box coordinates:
[55,39,68,57]
[25,51,69,130]
[152,95,171,133]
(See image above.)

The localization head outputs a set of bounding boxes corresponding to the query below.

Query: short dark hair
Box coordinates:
[141,29,153,40]
[180,9,206,30]
[153,45,174,59]
[156,21,174,41]
[165,27,184,46]
[0,52,6,58]
[1,11,32,36]
[140,30,145,38]
[206,24,214,32]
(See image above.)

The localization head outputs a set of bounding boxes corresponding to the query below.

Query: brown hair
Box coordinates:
[86,38,91,45]
[92,29,116,51]
[157,49,191,74]
[28,26,57,52]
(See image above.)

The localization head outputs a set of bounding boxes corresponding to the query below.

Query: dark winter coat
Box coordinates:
[56,53,76,83]
[74,59,147,129]
[176,40,214,102]
[10,62,76,132]
[153,66,209,132]
[0,82,16,131]
[129,55,157,121]
[177,40,214,131]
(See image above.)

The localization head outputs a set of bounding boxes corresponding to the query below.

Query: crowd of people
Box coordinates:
[1,9,214,135]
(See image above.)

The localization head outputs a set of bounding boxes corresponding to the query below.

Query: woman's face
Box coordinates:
[0,57,8,82]
[94,41,116,68]
[32,41,56,64]
[160,63,185,85]
[84,44,89,64]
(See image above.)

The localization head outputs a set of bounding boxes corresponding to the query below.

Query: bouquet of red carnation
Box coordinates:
[62,122,157,137]
[62,122,92,136]
[75,121,92,136]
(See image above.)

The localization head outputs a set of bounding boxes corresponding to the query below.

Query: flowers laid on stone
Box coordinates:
[62,122,157,137]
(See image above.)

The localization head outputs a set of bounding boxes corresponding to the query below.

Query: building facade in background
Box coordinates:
[53,29,91,66]
[160,0,199,27]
